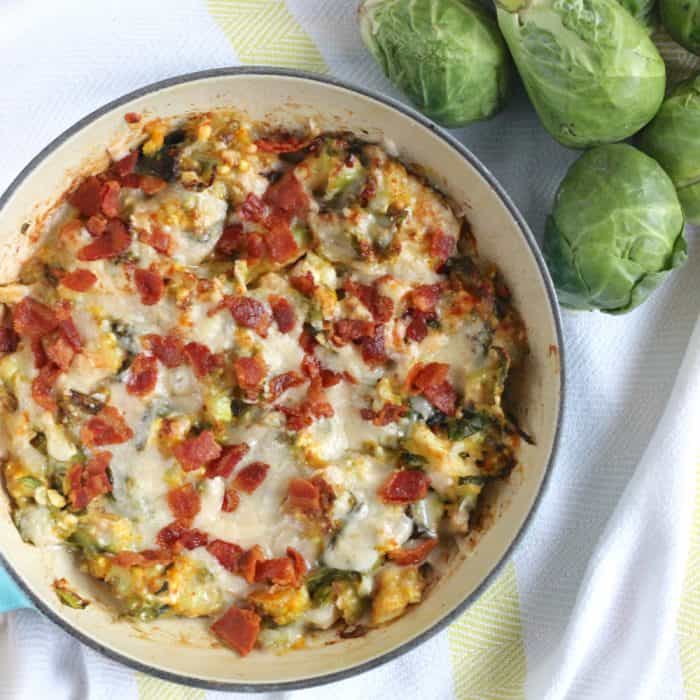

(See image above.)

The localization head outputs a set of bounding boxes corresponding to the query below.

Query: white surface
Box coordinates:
[1,1,699,698]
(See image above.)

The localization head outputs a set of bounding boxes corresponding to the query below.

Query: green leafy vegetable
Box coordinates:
[639,74,700,224]
[496,0,665,147]
[447,410,493,440]
[53,579,89,609]
[660,0,700,54]
[359,0,511,127]
[305,567,361,605]
[543,144,687,313]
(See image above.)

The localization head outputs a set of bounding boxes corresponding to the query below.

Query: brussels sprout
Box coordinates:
[660,0,700,54]
[358,0,511,127]
[639,74,700,224]
[543,144,687,313]
[496,0,666,148]
[617,0,657,31]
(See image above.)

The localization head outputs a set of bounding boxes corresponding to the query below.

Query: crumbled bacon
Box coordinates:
[86,215,107,237]
[30,338,48,369]
[405,315,428,343]
[183,341,221,378]
[238,192,267,222]
[330,319,375,346]
[12,297,58,339]
[233,356,267,397]
[219,295,271,337]
[207,539,243,572]
[263,171,309,219]
[114,150,138,177]
[378,470,430,504]
[360,323,387,365]
[125,353,158,396]
[31,363,60,413]
[167,483,201,521]
[422,381,457,416]
[67,451,112,510]
[69,176,102,217]
[57,314,82,351]
[255,133,311,153]
[124,112,141,124]
[43,333,75,371]
[409,362,457,415]
[429,229,456,269]
[311,476,335,513]
[142,333,184,368]
[206,443,250,479]
[264,215,300,263]
[254,557,296,586]
[139,175,167,195]
[112,549,172,568]
[361,402,407,427]
[215,223,245,257]
[287,478,320,513]
[237,545,264,583]
[139,227,172,255]
[301,353,320,379]
[287,547,307,580]
[77,218,131,261]
[60,269,97,292]
[268,371,305,401]
[80,406,134,446]
[277,376,333,431]
[298,325,317,353]
[0,327,19,354]
[134,268,164,306]
[246,232,267,261]
[222,486,240,513]
[344,279,394,323]
[211,605,261,657]
[290,272,316,296]
[99,180,121,218]
[173,430,222,472]
[268,295,296,334]
[387,538,438,566]
[234,462,270,494]
[320,369,343,388]
[409,284,443,313]
[157,521,209,551]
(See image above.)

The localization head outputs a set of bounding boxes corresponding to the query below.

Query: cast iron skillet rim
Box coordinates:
[0,65,566,693]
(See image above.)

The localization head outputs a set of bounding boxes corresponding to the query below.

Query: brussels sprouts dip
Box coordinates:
[0,111,528,657]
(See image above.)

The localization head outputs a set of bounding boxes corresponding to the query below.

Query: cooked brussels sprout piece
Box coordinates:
[496,0,665,147]
[53,578,89,609]
[660,0,700,54]
[639,74,700,224]
[543,144,686,313]
[359,0,511,127]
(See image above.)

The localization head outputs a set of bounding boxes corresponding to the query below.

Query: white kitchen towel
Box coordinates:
[1,1,699,699]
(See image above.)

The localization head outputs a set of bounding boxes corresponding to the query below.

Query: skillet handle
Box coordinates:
[0,567,32,611]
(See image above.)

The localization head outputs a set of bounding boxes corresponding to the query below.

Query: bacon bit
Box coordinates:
[133,268,164,306]
[99,181,121,218]
[215,224,245,257]
[268,371,305,401]
[77,218,131,261]
[263,171,309,219]
[379,470,430,504]
[85,215,107,237]
[423,381,457,416]
[330,319,375,346]
[57,315,82,351]
[409,362,457,415]
[142,333,184,368]
[207,539,243,572]
[237,545,264,583]
[254,557,296,586]
[409,284,443,313]
[234,462,270,494]
[312,476,336,513]
[81,405,134,446]
[429,230,456,269]
[13,297,57,339]
[139,175,167,195]
[0,327,19,354]
[124,112,141,124]
[43,333,74,371]
[255,133,310,153]
[287,547,307,580]
[60,269,97,292]
[301,353,320,379]
[114,150,138,177]
[246,232,267,261]
[405,315,428,343]
[290,272,316,297]
[298,325,317,354]
[183,341,221,378]
[320,369,343,388]
[173,430,222,472]
[139,227,172,255]
[268,295,296,334]
[30,338,48,368]
[157,521,209,551]
[238,192,267,222]
[222,296,271,337]
[31,363,61,412]
[362,402,408,427]
[68,451,112,510]
[387,538,438,566]
[125,353,158,396]
[344,280,394,323]
[112,549,172,568]
[69,176,102,217]
[306,376,334,419]
[264,215,299,263]
[211,605,261,657]
[222,486,240,513]
[360,324,387,365]
[287,478,320,513]
[359,177,377,207]
[167,483,201,521]
[206,443,250,479]
[233,356,267,398]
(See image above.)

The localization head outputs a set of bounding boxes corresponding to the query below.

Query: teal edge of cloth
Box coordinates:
[0,567,32,612]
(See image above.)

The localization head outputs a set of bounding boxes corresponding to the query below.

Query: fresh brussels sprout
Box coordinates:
[496,0,665,148]
[617,0,657,31]
[660,0,700,54]
[544,145,687,313]
[358,0,511,127]
[639,74,700,224]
